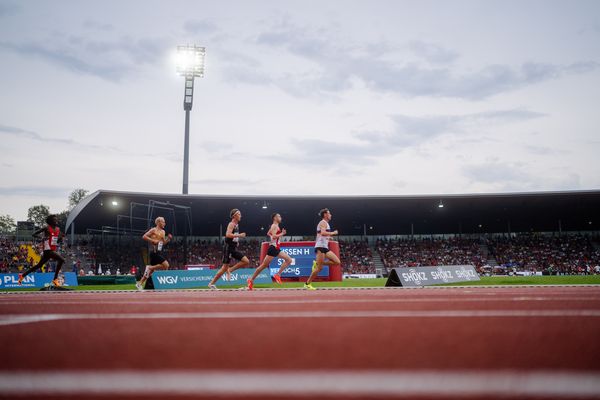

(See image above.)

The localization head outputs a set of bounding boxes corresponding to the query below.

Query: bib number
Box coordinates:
[157,241,163,251]
[51,236,58,246]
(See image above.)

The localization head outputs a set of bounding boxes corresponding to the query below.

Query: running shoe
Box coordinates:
[208,283,218,290]
[247,278,253,291]
[17,274,23,286]
[304,283,316,290]
[135,282,144,291]
[273,273,282,284]
[52,279,61,287]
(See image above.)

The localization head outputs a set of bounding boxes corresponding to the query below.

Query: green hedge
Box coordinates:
[77,275,136,285]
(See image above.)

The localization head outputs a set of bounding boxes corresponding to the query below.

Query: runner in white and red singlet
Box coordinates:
[246,212,292,291]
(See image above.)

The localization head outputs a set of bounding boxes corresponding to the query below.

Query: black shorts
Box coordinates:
[150,251,166,265]
[315,247,330,254]
[267,245,281,257]
[222,244,244,265]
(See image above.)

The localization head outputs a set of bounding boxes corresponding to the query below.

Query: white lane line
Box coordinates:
[1,309,599,326]
[2,296,600,305]
[0,370,599,397]
[1,285,598,296]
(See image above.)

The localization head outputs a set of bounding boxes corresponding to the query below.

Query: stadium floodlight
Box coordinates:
[262,201,268,209]
[438,200,444,208]
[111,200,118,207]
[175,44,205,195]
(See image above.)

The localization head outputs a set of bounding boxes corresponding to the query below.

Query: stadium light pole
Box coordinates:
[175,44,205,195]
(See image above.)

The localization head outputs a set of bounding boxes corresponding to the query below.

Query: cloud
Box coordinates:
[462,160,529,185]
[0,186,72,198]
[0,123,180,161]
[461,160,582,191]
[190,178,264,186]
[408,40,459,64]
[524,144,567,156]
[0,1,19,17]
[357,109,544,147]
[0,33,172,82]
[247,23,600,100]
[83,20,114,31]
[256,108,545,169]
[183,19,217,34]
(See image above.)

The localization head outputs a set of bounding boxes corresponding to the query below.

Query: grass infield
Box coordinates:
[1,275,600,292]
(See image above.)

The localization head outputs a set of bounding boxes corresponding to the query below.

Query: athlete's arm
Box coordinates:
[142,228,159,245]
[225,222,239,239]
[268,224,279,239]
[319,221,338,236]
[32,227,46,238]
[164,233,173,243]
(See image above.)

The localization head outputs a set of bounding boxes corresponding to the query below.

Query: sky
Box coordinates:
[0,0,599,220]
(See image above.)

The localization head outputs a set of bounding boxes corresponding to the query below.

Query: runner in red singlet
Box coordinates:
[18,215,65,287]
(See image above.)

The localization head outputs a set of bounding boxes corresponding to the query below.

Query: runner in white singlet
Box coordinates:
[305,208,340,290]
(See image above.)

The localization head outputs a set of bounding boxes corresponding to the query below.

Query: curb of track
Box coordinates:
[1,284,600,295]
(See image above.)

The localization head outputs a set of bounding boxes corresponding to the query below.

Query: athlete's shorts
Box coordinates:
[149,251,167,265]
[267,245,281,257]
[222,244,244,265]
[315,247,330,254]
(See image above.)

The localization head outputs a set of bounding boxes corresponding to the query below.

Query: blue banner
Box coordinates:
[0,272,79,289]
[152,268,272,290]
[268,246,329,277]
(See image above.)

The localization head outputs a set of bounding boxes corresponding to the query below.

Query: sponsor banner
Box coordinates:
[152,268,271,290]
[344,274,377,279]
[184,264,212,270]
[0,272,79,289]
[267,246,329,278]
[386,265,480,287]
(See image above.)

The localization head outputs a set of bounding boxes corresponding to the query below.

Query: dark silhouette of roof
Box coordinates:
[66,189,600,236]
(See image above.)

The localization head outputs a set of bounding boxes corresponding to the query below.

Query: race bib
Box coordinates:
[157,241,163,251]
[51,236,58,246]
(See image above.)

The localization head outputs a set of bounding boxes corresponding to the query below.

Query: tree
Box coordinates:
[68,188,89,210]
[27,204,50,228]
[0,214,16,234]
[56,210,70,231]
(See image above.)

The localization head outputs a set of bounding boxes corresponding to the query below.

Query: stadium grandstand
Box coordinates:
[4,189,597,277]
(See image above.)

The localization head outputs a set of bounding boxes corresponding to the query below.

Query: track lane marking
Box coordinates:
[0,370,599,397]
[2,296,600,305]
[1,309,600,326]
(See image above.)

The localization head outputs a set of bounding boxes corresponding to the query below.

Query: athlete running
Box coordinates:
[208,208,249,290]
[18,215,65,287]
[246,212,292,291]
[137,217,172,291]
[305,208,340,290]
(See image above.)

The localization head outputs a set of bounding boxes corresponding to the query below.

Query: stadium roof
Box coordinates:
[65,189,600,236]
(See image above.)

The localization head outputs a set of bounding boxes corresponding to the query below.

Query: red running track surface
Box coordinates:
[1,286,599,399]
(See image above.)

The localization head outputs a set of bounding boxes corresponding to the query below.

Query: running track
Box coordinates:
[1,286,600,399]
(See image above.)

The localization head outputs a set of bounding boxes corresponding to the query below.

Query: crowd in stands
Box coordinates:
[0,238,34,273]
[2,233,599,276]
[488,234,600,274]
[339,240,374,274]
[377,237,487,269]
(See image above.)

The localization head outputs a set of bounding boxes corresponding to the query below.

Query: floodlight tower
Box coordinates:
[175,44,205,195]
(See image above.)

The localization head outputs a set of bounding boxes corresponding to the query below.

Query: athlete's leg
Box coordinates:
[306,251,325,285]
[139,261,169,286]
[276,252,293,275]
[321,251,341,266]
[209,263,230,286]
[250,255,273,282]
[21,252,51,278]
[228,256,249,273]
[50,252,65,281]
